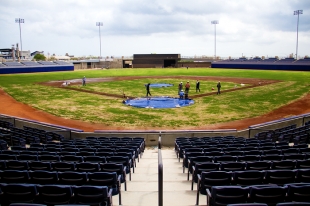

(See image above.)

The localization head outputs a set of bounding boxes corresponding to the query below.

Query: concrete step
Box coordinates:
[112,148,204,206]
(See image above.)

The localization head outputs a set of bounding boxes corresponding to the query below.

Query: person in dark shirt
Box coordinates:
[217,81,221,95]
[146,83,152,97]
[196,80,200,92]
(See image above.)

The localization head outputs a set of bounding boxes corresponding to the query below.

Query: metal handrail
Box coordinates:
[158,132,163,206]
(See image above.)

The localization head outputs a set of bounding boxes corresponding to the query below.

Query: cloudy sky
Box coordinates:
[0,0,309,59]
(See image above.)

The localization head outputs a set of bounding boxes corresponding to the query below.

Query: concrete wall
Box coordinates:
[1,113,309,147]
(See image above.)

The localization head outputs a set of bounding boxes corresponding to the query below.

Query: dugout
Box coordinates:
[132,54,180,68]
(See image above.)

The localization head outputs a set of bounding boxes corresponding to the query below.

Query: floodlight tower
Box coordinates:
[96,22,103,59]
[211,20,219,59]
[294,10,303,60]
[15,18,24,55]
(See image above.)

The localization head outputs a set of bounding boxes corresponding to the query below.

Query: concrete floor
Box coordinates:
[112,148,207,206]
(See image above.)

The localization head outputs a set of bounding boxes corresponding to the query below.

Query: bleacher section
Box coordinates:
[175,125,310,205]
[0,61,74,74]
[37,61,57,65]
[3,62,24,67]
[212,57,310,71]
[21,61,41,66]
[1,118,310,205]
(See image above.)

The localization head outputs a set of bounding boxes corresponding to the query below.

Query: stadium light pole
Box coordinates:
[15,18,24,54]
[294,10,303,60]
[96,22,103,59]
[211,20,219,59]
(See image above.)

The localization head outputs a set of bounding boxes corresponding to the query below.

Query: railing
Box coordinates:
[158,132,163,206]
[248,113,310,138]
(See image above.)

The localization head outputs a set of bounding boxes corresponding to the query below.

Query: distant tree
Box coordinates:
[33,53,46,61]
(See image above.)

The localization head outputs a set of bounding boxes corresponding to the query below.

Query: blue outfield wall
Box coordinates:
[211,63,310,71]
[0,65,74,74]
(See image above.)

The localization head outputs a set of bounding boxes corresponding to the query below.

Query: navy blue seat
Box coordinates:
[100,163,127,191]
[296,169,310,183]
[0,170,30,183]
[83,156,106,163]
[246,161,271,170]
[39,155,61,162]
[248,185,287,206]
[37,185,73,205]
[220,162,245,171]
[73,185,112,206]
[17,154,38,161]
[87,172,121,205]
[271,160,296,170]
[237,155,261,162]
[29,170,58,185]
[264,170,296,185]
[196,171,232,205]
[75,162,100,172]
[213,155,237,163]
[191,162,220,190]
[58,171,88,185]
[28,161,52,171]
[0,154,17,161]
[228,204,267,206]
[285,183,310,202]
[6,160,29,170]
[233,170,264,186]
[51,162,75,171]
[0,160,6,170]
[0,183,38,205]
[206,186,249,206]
[295,160,310,169]
[61,155,83,163]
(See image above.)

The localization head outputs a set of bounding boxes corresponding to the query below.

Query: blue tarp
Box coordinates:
[124,96,194,108]
[148,83,174,88]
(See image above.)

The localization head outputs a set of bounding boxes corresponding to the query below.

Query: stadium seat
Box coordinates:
[37,185,73,205]
[248,185,286,206]
[0,183,38,205]
[73,185,112,206]
[29,170,58,185]
[6,160,29,170]
[28,161,52,171]
[87,172,121,205]
[191,162,220,190]
[206,186,249,206]
[0,170,30,183]
[196,171,232,205]
[58,171,88,185]
[264,170,296,185]
[233,170,265,186]
[75,162,100,172]
[51,162,75,172]
[285,183,310,202]
[100,163,127,191]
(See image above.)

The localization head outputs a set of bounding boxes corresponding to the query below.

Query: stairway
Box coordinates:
[112,148,201,206]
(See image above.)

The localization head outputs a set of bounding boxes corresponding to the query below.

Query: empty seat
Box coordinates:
[73,185,112,206]
[6,160,29,170]
[206,186,249,206]
[28,161,52,171]
[51,162,75,172]
[264,170,296,185]
[29,170,58,184]
[0,183,38,205]
[0,170,30,183]
[285,183,310,202]
[75,162,100,172]
[233,170,264,186]
[58,171,88,185]
[248,185,287,206]
[37,185,73,205]
[220,162,246,171]
[196,171,232,205]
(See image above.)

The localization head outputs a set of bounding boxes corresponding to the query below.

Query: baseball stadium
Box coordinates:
[0,55,310,206]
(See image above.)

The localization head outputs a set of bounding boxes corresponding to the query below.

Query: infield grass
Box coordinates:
[0,68,309,129]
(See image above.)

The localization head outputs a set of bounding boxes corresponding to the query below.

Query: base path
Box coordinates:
[1,76,310,132]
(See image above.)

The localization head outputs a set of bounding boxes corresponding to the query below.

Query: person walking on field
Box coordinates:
[178,82,183,94]
[185,81,190,94]
[82,76,86,86]
[217,81,221,95]
[146,83,152,97]
[196,80,200,92]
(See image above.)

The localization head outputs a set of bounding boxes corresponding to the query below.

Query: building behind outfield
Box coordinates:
[132,54,181,68]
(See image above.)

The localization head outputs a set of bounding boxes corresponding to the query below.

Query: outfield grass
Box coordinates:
[0,68,309,129]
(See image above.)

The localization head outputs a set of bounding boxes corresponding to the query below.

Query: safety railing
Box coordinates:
[158,132,163,206]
